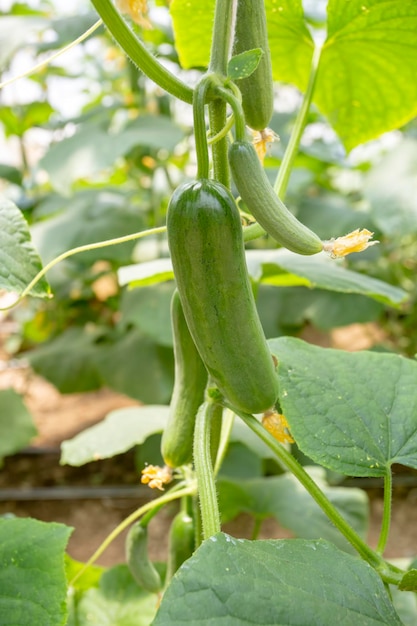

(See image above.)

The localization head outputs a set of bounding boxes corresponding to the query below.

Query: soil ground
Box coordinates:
[0,323,416,567]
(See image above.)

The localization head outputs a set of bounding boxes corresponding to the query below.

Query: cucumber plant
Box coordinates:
[1,1,417,626]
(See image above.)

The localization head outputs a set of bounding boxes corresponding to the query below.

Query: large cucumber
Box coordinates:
[229,139,323,255]
[167,179,279,414]
[161,290,208,468]
[232,0,274,130]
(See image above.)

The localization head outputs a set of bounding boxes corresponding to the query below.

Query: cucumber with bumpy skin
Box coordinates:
[167,178,279,414]
[229,139,323,255]
[232,0,274,130]
[161,290,208,468]
[125,522,162,594]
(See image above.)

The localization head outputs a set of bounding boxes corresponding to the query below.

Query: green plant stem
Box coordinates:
[208,114,234,145]
[208,0,236,187]
[69,482,196,586]
[194,77,212,179]
[90,0,193,103]
[215,86,246,141]
[209,403,223,468]
[273,44,322,198]
[208,0,236,76]
[377,468,393,555]
[251,517,262,541]
[226,404,404,584]
[1,226,166,311]
[194,402,221,539]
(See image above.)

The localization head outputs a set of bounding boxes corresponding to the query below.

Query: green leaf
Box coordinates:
[170,0,215,68]
[61,405,169,466]
[227,49,263,81]
[0,195,50,297]
[65,555,104,593]
[269,336,417,477]
[120,283,175,347]
[75,564,159,626]
[246,249,406,307]
[118,259,174,288]
[0,389,37,460]
[315,0,417,150]
[0,518,72,626]
[154,534,402,625]
[0,163,23,186]
[266,0,314,89]
[400,569,417,592]
[391,584,417,626]
[218,468,368,553]
[28,327,104,394]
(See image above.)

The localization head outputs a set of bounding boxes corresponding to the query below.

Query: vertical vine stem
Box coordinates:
[208,0,237,187]
[194,402,221,539]
[273,44,322,198]
[194,77,212,179]
[225,404,404,585]
[376,468,393,555]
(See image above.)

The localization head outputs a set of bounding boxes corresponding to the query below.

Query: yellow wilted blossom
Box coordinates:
[323,229,379,258]
[262,411,294,444]
[251,128,279,165]
[116,0,152,28]
[141,464,173,490]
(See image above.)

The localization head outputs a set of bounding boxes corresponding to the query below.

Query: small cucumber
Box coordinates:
[232,0,274,130]
[125,522,162,594]
[166,511,195,582]
[229,140,323,255]
[167,178,279,414]
[161,290,208,468]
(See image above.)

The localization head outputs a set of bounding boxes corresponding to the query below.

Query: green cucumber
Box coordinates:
[125,522,162,594]
[167,179,279,414]
[161,290,208,468]
[232,0,274,130]
[166,510,195,582]
[229,140,323,255]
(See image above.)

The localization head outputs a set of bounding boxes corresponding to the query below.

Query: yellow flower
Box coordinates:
[116,0,152,28]
[251,128,279,165]
[262,411,294,444]
[141,464,173,491]
[323,229,379,258]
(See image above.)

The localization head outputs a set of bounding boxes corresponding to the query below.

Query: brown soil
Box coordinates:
[0,323,416,567]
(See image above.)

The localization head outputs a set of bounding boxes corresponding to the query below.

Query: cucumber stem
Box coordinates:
[194,77,212,179]
[90,0,193,103]
[376,468,393,555]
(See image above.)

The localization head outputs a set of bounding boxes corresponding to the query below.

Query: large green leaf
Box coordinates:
[75,565,159,626]
[0,389,37,460]
[170,0,215,68]
[270,337,417,477]
[218,467,368,554]
[247,249,406,306]
[61,405,169,466]
[0,196,49,297]
[0,518,72,626]
[266,0,314,89]
[154,534,402,625]
[315,0,417,150]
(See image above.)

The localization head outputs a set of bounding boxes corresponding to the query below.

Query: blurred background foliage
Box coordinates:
[1,0,417,408]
